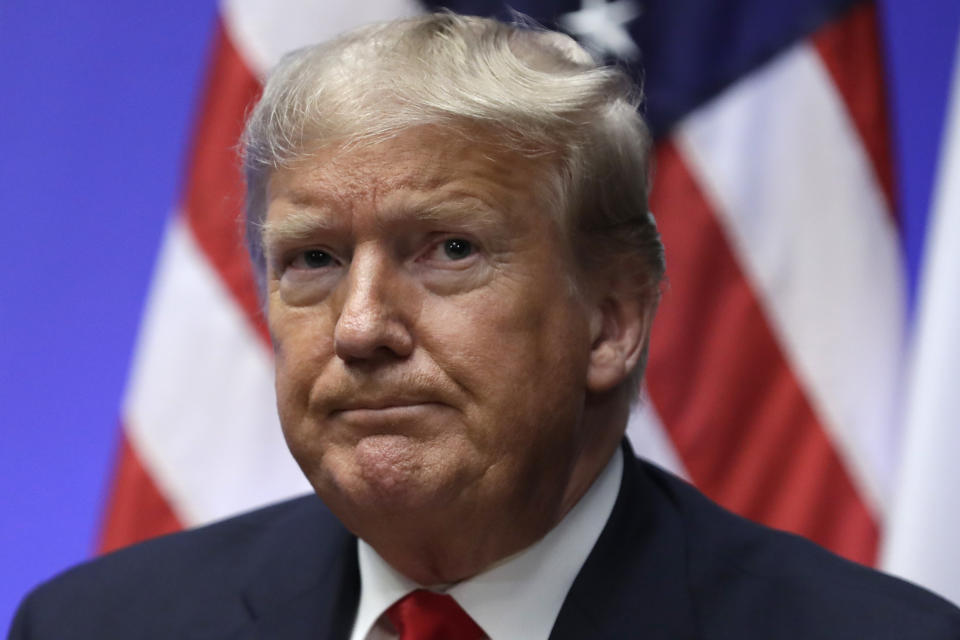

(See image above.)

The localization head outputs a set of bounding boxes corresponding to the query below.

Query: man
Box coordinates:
[10,12,960,640]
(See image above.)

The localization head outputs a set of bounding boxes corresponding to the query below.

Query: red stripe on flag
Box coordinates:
[646,141,879,565]
[812,3,897,213]
[182,20,268,344]
[97,428,183,554]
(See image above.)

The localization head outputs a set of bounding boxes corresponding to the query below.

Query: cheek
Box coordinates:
[270,307,336,413]
[270,308,341,480]
[429,286,591,433]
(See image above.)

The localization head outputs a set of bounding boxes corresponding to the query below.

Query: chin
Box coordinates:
[312,435,466,517]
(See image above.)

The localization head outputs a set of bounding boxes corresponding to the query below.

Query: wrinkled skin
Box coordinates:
[263,127,647,583]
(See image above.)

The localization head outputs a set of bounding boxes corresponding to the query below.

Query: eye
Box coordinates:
[293,249,336,269]
[419,236,479,268]
[441,238,473,260]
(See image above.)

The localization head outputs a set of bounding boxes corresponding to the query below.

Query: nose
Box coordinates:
[333,250,414,362]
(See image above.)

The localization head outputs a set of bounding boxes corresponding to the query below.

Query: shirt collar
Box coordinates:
[350,448,623,640]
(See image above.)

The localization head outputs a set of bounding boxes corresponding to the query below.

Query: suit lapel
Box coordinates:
[239,497,361,640]
[550,441,700,640]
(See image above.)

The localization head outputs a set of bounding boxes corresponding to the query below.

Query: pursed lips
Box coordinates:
[326,400,447,437]
[328,398,445,419]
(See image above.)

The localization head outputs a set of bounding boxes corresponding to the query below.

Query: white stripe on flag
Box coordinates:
[626,391,688,479]
[222,0,422,77]
[881,35,960,606]
[676,41,905,518]
[124,217,310,526]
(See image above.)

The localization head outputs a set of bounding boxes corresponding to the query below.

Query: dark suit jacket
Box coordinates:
[10,443,960,639]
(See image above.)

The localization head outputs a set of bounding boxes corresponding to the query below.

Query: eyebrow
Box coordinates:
[261,192,506,252]
[412,194,503,231]
[261,208,339,251]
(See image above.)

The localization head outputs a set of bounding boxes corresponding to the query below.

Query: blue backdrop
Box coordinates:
[1,0,958,630]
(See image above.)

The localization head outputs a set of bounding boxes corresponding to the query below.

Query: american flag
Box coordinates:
[96,0,960,606]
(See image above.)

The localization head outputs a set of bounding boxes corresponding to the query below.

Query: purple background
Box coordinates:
[1,0,958,631]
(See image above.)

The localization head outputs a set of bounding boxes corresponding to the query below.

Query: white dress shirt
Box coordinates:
[348,447,623,640]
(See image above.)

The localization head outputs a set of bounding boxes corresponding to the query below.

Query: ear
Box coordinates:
[586,291,654,394]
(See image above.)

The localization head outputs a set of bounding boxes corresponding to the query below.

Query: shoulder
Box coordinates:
[9,494,347,639]
[636,458,960,639]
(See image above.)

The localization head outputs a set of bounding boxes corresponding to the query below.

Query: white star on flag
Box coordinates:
[559,0,642,61]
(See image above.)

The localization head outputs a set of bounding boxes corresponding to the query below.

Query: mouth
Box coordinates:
[329,400,446,422]
[331,397,440,412]
[333,402,435,414]
[328,402,448,435]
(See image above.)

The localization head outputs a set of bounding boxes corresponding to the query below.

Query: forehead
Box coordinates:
[264,127,558,232]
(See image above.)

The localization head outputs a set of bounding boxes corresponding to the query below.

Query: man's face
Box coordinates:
[263,128,611,565]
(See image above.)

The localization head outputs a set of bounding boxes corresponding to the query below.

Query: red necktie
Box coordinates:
[386,589,486,640]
